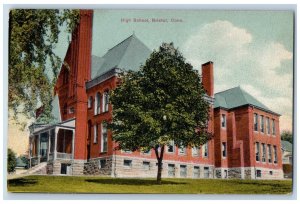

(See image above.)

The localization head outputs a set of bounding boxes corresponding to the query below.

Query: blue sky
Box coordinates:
[55,10,294,132]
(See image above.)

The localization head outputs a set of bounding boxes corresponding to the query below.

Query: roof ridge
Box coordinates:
[107,34,134,52]
[215,86,240,95]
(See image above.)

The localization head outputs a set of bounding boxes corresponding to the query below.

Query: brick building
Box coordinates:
[28,10,283,179]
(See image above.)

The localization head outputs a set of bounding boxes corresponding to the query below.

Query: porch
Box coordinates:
[29,119,75,167]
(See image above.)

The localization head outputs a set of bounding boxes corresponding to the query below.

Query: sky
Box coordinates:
[56,10,294,132]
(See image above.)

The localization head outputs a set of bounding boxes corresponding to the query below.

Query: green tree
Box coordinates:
[109,43,211,184]
[7,148,17,173]
[281,130,293,144]
[9,9,79,123]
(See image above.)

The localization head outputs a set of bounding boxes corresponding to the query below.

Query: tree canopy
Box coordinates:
[281,130,293,144]
[9,9,79,122]
[109,43,212,183]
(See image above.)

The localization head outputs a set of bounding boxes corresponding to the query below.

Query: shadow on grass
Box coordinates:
[85,178,186,186]
[228,179,291,188]
[8,178,38,187]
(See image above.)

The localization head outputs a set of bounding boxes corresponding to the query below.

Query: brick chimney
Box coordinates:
[201,61,214,97]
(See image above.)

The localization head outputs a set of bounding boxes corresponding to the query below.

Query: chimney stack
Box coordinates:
[201,61,214,97]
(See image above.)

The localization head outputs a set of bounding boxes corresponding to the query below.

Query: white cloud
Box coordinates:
[182,20,293,132]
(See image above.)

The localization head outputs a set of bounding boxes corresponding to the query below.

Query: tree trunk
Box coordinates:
[157,159,162,184]
[155,145,165,184]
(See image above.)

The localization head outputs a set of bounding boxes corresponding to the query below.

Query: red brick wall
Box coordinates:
[55,10,93,160]
[249,107,282,170]
[86,76,215,165]
[213,105,282,170]
[214,109,229,168]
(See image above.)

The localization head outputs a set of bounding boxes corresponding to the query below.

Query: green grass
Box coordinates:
[7,175,292,194]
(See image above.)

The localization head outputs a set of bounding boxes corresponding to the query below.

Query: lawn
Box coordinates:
[7,175,292,194]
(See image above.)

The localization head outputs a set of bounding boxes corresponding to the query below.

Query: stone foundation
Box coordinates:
[109,155,214,179]
[83,157,112,175]
[43,158,283,180]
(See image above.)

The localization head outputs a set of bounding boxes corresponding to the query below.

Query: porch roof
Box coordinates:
[30,118,75,135]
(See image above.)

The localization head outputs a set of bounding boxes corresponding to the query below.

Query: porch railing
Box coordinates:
[56,152,73,160]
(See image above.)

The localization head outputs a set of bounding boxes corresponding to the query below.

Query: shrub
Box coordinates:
[8,148,17,173]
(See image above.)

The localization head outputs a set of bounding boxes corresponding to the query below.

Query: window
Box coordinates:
[202,143,208,157]
[256,169,261,178]
[95,92,101,115]
[141,149,151,155]
[262,143,266,162]
[167,140,175,153]
[88,96,93,109]
[143,161,150,170]
[192,147,200,157]
[274,146,278,164]
[123,160,132,168]
[179,144,186,155]
[224,170,228,179]
[269,171,273,175]
[101,123,108,152]
[260,115,264,133]
[193,166,200,178]
[69,107,75,114]
[266,117,270,134]
[180,165,187,177]
[288,156,292,164]
[221,114,226,128]
[204,167,210,178]
[93,124,98,143]
[272,119,276,135]
[267,144,272,163]
[254,113,258,131]
[122,149,132,153]
[222,142,227,158]
[168,164,175,177]
[255,142,260,161]
[99,159,106,169]
[103,90,109,112]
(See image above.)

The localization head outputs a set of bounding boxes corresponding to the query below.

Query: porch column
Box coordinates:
[47,130,51,161]
[54,127,59,160]
[37,133,41,164]
[72,129,75,159]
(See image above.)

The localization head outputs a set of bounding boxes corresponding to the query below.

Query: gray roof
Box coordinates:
[91,34,152,79]
[36,94,61,124]
[281,140,292,152]
[214,86,277,114]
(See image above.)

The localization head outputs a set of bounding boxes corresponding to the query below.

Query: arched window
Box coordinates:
[94,92,101,115]
[103,90,109,112]
[88,96,93,109]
